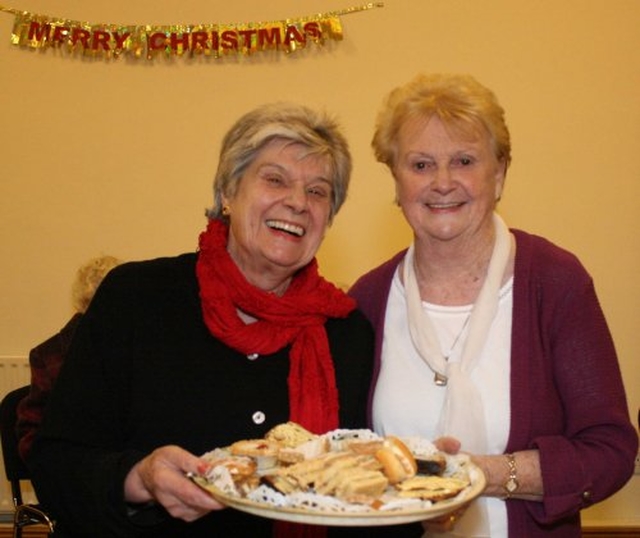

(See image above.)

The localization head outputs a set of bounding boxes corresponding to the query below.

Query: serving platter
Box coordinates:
[189,428,486,526]
[191,461,485,526]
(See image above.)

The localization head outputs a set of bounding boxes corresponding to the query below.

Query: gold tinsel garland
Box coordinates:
[0,3,383,59]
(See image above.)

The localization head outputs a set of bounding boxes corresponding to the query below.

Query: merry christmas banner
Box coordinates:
[0,3,382,60]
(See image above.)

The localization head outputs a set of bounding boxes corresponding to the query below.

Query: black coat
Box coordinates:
[29,253,402,537]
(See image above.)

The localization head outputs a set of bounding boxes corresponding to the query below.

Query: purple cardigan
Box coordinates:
[349,229,638,537]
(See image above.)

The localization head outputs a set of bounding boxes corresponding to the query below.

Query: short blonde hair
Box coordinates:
[372,73,511,170]
[207,102,352,224]
[71,255,122,313]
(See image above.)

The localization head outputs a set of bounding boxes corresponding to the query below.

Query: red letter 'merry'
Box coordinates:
[28,21,51,42]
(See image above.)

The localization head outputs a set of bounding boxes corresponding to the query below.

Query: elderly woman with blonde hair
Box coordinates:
[71,255,122,312]
[349,73,638,537]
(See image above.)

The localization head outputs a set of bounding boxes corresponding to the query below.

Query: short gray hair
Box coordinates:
[206,102,352,223]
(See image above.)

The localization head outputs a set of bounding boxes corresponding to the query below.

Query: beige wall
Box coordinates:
[1,0,638,526]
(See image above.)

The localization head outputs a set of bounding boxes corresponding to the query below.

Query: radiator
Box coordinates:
[0,356,37,516]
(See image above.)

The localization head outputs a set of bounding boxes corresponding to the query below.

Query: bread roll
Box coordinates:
[375,436,418,484]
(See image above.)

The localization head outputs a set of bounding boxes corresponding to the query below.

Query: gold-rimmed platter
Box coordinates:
[190,444,485,526]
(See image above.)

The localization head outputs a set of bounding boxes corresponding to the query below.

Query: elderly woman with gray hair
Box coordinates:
[29,103,374,538]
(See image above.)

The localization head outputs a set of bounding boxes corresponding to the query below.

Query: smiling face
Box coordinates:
[393,115,506,247]
[222,138,334,293]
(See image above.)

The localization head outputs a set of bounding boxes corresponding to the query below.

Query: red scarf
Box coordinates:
[196,220,355,538]
[195,218,356,434]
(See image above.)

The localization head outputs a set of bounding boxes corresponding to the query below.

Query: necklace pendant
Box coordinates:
[434,372,448,386]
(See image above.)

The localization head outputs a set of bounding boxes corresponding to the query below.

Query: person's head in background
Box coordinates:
[71,255,122,313]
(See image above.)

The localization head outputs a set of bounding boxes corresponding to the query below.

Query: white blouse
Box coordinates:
[372,267,514,538]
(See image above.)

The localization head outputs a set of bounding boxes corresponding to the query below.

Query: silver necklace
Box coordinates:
[434,313,472,386]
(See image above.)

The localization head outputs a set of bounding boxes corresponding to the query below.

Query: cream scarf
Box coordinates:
[402,212,511,455]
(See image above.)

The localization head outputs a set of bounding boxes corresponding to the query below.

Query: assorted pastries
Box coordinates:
[194,421,473,512]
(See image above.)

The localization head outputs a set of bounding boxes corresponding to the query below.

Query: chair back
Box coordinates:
[1,385,55,536]
[1,385,31,505]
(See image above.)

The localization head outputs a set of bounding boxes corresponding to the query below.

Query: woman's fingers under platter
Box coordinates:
[421,502,470,533]
[129,445,225,521]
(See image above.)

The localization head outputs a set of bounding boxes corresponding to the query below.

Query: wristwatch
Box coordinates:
[503,453,519,499]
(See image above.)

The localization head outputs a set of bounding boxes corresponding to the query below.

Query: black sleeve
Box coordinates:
[29,264,163,537]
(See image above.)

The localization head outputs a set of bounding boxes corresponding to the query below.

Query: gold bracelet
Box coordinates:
[503,453,519,499]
